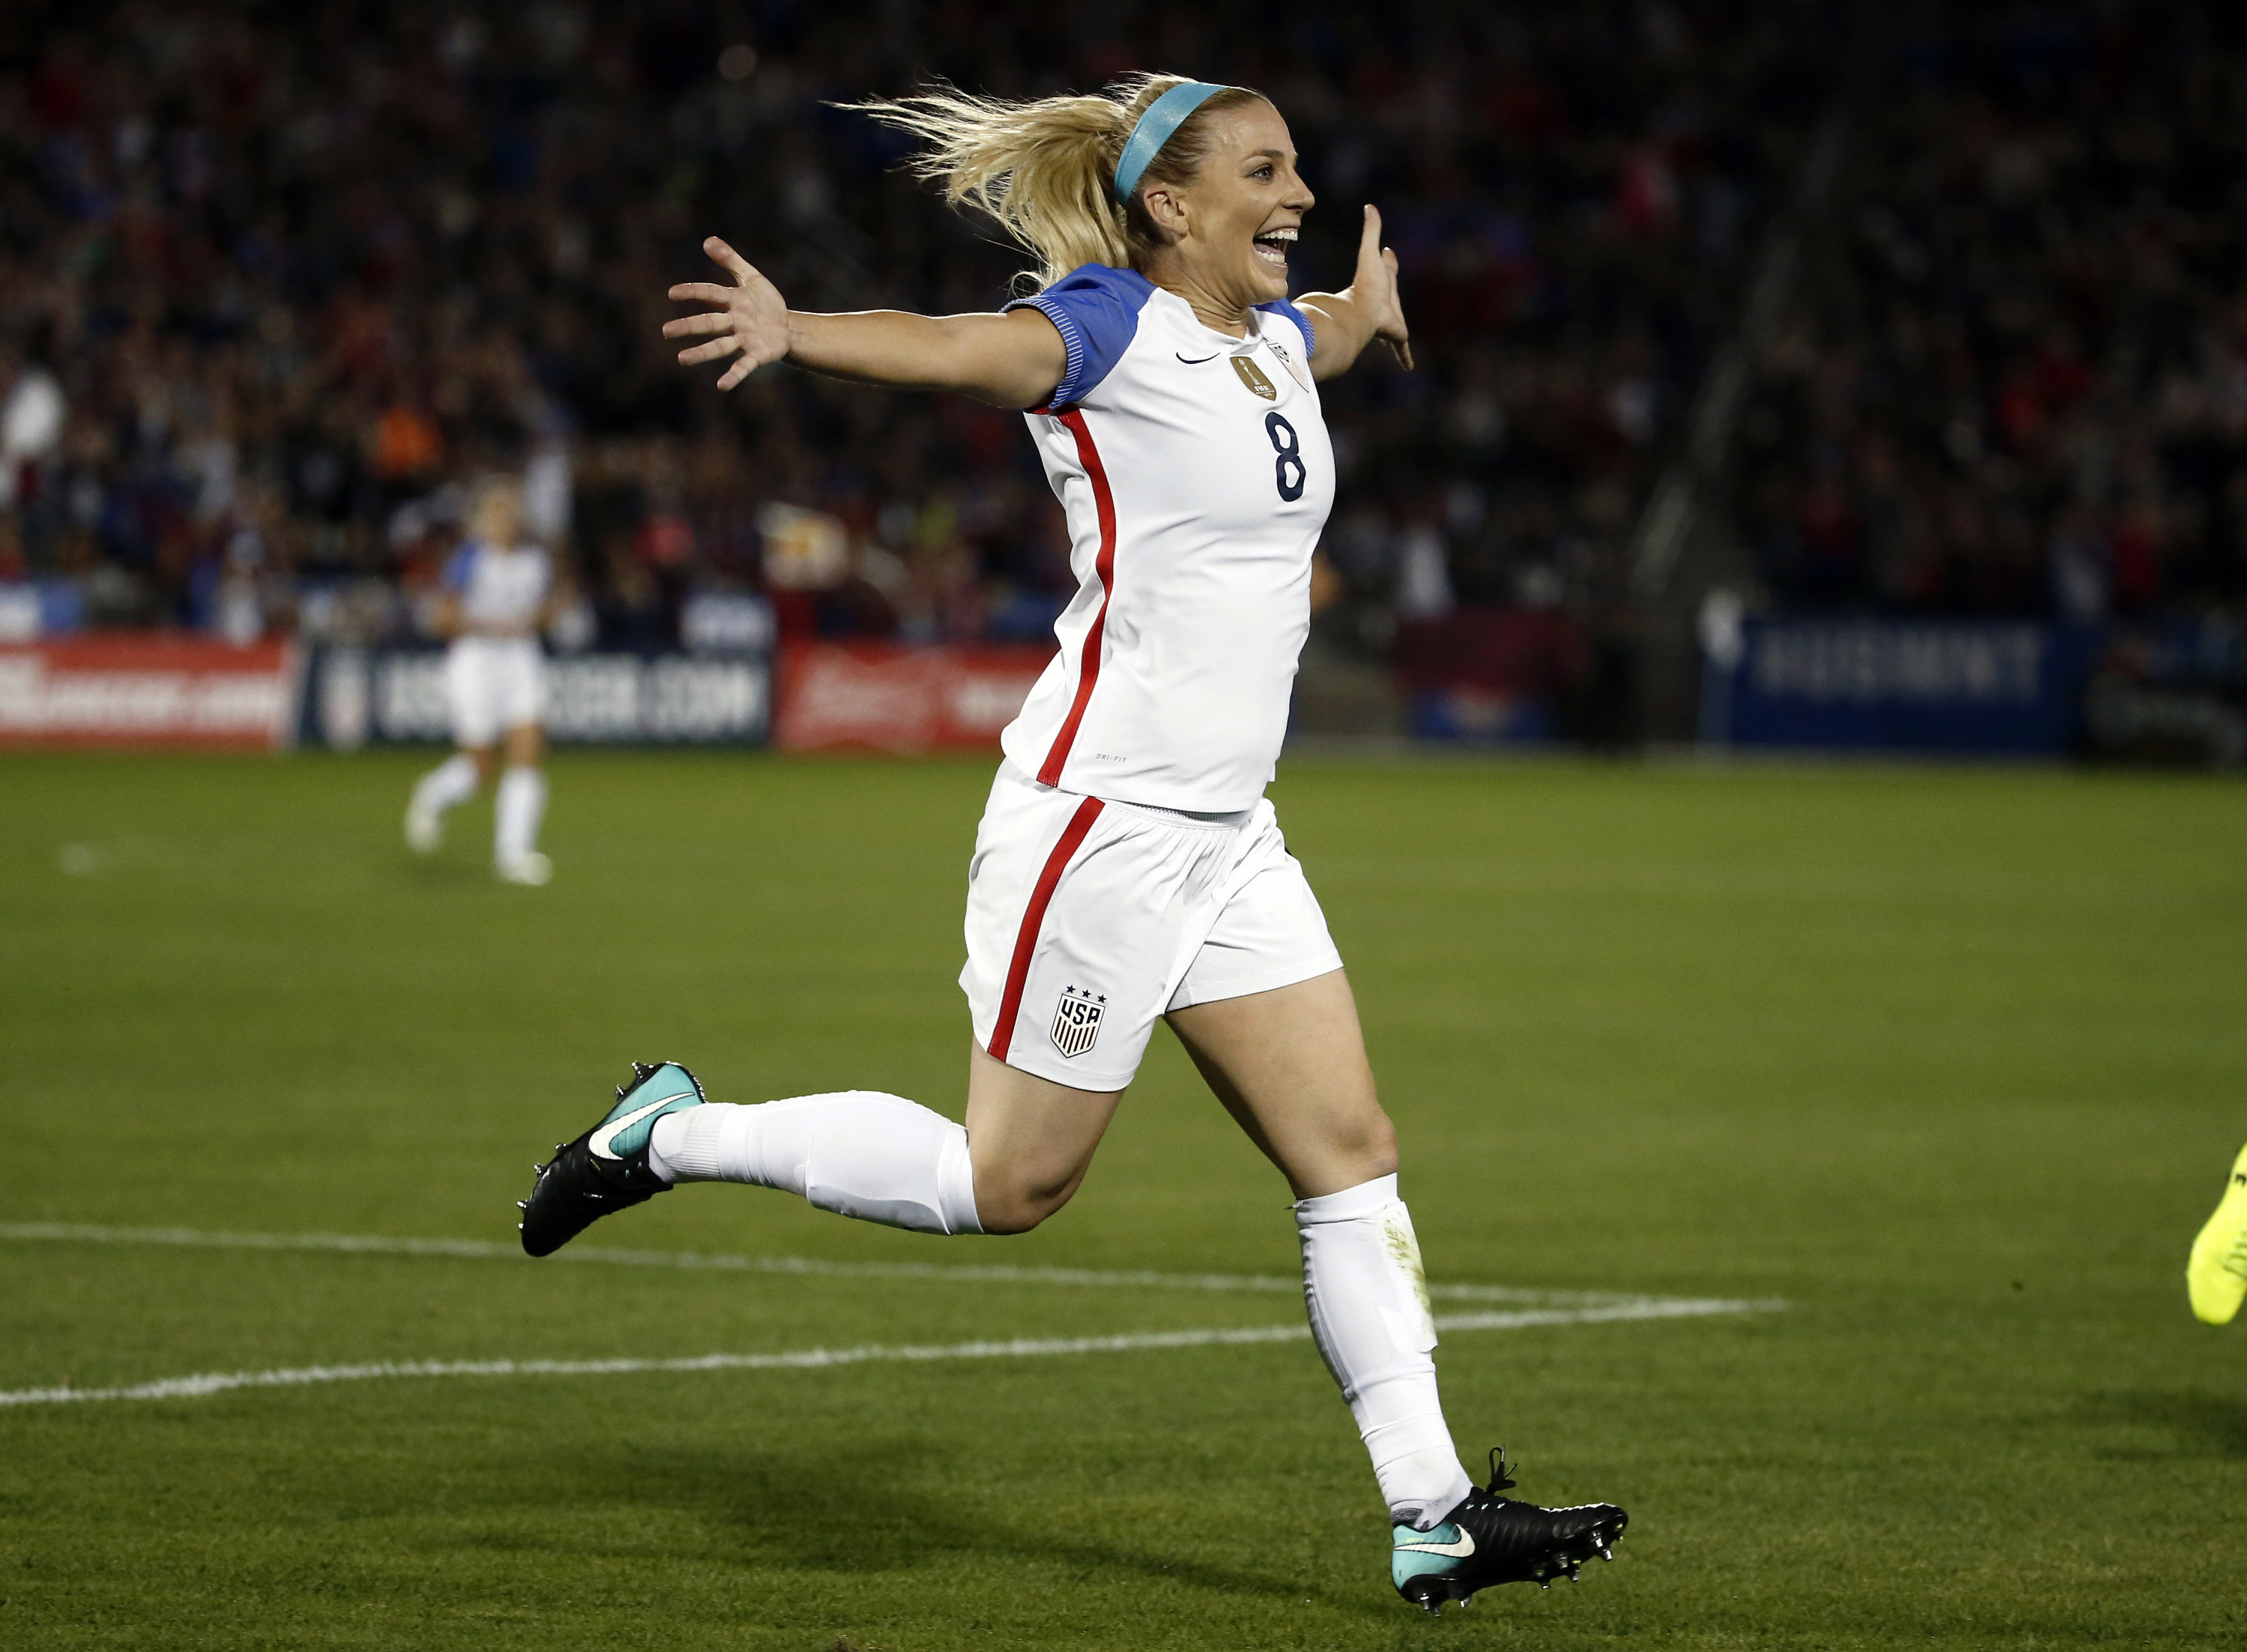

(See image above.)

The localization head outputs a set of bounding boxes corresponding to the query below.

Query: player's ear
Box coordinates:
[1141,185,1187,241]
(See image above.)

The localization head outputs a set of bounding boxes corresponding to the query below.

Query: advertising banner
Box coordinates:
[1708,619,2102,753]
[774,643,1052,753]
[0,637,300,749]
[307,649,770,749]
[1392,610,1585,743]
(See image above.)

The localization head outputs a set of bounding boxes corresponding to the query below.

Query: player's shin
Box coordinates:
[496,766,548,865]
[416,753,480,810]
[1296,1173,1473,1531]
[406,754,479,853]
[649,1093,983,1236]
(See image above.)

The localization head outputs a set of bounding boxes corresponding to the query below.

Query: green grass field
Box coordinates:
[3,748,2243,1650]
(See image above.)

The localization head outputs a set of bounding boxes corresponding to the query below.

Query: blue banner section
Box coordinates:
[1404,690,1556,743]
[1710,620,2102,753]
[0,581,86,640]
[303,649,770,749]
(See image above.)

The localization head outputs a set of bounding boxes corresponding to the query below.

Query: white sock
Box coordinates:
[1297,1173,1473,1530]
[647,1093,983,1236]
[495,766,548,864]
[412,753,479,816]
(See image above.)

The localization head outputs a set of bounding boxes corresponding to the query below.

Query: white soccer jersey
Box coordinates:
[442,540,552,635]
[1003,266,1336,812]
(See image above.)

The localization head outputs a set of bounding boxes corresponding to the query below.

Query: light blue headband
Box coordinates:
[1112,82,1231,205]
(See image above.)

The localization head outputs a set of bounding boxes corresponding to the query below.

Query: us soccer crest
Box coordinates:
[1050,985,1106,1059]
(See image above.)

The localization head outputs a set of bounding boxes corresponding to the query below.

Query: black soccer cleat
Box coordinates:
[1391,1449,1628,1613]
[518,1060,706,1257]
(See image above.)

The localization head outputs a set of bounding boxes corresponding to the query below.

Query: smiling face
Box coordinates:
[1138,99,1314,320]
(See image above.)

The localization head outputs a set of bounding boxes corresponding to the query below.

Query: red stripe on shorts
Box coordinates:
[1037,409,1118,786]
[988,795,1106,1063]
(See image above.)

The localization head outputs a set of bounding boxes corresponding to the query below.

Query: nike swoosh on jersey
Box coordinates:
[1175,351,1220,364]
[1394,1528,1476,1558]
[589,1091,697,1159]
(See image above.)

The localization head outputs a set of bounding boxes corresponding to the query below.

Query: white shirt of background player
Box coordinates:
[441,535,553,640]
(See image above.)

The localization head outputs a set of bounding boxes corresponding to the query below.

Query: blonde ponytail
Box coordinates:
[849,73,1268,292]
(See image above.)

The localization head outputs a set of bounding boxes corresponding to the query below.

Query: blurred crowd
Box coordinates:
[1734,4,2247,632]
[0,0,1824,672]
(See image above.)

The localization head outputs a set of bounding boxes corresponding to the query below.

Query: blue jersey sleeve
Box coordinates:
[440,544,476,592]
[1005,265,1156,408]
[1253,298,1317,359]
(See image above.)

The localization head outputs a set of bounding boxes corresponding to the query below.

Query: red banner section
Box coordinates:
[0,637,300,750]
[774,643,1052,753]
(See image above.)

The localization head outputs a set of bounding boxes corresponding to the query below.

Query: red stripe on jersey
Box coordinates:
[1037,409,1118,786]
[987,795,1106,1063]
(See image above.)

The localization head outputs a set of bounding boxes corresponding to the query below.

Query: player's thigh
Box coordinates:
[503,723,544,766]
[494,645,548,741]
[1162,827,1388,1197]
[444,644,501,750]
[1166,968,1397,1200]
[964,1038,1122,1233]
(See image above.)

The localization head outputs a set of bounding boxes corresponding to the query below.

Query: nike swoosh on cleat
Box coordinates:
[1176,351,1219,364]
[589,1092,696,1160]
[1395,1530,1476,1558]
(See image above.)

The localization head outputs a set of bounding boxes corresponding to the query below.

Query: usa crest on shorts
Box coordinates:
[1050,985,1106,1059]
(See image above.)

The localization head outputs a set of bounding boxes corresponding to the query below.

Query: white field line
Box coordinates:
[0,1297,1783,1409]
[0,1221,1657,1308]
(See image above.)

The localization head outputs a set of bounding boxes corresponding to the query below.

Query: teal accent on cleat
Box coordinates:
[1392,1521,1477,1594]
[519,1060,706,1257]
[1389,1449,1628,1612]
[589,1062,704,1161]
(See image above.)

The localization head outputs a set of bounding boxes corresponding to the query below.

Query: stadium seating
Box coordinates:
[0,0,1822,745]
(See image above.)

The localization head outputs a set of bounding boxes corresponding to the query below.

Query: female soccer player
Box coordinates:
[404,476,565,886]
[519,74,1625,1609]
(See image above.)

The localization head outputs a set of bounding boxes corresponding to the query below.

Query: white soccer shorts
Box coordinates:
[960,762,1344,1091]
[444,637,548,748]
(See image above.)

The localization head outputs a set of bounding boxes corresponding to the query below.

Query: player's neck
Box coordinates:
[1140,258,1251,338]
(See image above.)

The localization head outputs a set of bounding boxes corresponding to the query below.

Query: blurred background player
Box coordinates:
[2186,1142,2247,1325]
[404,477,567,886]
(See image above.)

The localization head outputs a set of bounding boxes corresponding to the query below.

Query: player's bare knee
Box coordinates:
[1341,1109,1400,1183]
[976,1189,1064,1235]
[975,1199,1042,1236]
[971,1166,1079,1234]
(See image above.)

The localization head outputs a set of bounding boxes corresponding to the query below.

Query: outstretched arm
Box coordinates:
[1296,206,1413,380]
[664,237,1067,410]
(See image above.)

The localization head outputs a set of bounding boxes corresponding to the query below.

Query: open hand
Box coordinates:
[662,237,790,391]
[1353,206,1413,371]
